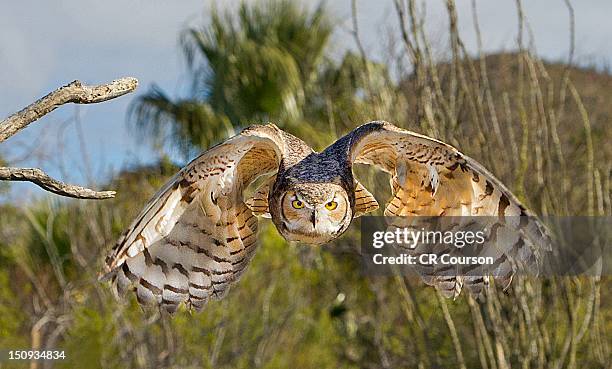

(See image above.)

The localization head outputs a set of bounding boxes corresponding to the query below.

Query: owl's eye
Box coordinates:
[291,199,305,209]
[325,201,338,210]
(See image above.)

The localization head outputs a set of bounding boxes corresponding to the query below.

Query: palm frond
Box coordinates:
[137,0,335,153]
[129,85,234,154]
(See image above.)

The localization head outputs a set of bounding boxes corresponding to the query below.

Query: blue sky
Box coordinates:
[1,0,610,202]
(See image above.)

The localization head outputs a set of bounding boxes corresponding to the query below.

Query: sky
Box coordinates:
[1,0,610,202]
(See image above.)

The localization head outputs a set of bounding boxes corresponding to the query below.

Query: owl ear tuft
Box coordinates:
[353,181,379,217]
[245,175,275,218]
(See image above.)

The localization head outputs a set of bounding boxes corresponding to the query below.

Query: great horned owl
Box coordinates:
[101,121,550,313]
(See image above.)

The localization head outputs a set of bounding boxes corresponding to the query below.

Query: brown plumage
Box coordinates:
[102,121,551,312]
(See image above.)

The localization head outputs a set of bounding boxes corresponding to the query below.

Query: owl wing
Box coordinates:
[338,121,551,297]
[102,124,286,313]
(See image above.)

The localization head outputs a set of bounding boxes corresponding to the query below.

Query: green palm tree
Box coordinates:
[130,0,333,155]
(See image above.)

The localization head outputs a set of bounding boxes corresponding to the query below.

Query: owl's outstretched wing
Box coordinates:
[101,124,285,312]
[336,121,551,297]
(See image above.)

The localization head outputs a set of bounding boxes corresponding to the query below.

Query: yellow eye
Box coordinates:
[325,201,338,210]
[291,199,305,209]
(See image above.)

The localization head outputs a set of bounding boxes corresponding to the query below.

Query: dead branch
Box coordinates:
[0,78,137,142]
[0,167,116,199]
[0,77,138,199]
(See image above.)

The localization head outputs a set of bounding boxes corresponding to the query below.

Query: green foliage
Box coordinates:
[0,270,27,348]
[59,307,112,369]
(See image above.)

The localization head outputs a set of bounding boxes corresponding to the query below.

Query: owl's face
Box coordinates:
[275,183,352,244]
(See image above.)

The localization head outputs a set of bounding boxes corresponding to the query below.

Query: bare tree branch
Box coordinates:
[0,167,116,199]
[0,77,138,142]
[0,77,138,199]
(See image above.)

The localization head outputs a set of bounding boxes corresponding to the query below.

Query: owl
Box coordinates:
[101,121,551,312]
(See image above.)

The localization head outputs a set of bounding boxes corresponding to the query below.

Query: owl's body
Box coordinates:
[102,121,551,313]
[267,130,357,244]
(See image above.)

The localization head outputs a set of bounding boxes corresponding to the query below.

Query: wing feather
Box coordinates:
[343,121,551,297]
[102,124,285,312]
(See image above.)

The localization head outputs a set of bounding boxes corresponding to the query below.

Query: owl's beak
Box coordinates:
[310,210,317,228]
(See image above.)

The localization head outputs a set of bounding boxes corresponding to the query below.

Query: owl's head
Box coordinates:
[273,183,352,244]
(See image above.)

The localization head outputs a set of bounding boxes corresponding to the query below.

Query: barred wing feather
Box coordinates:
[343,121,552,297]
[102,125,284,312]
